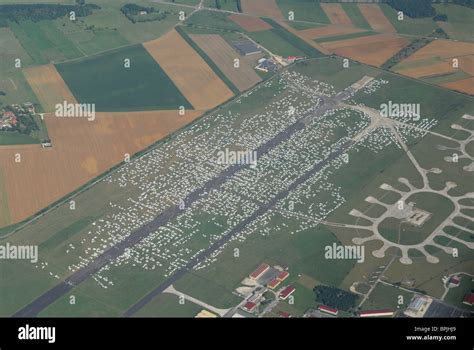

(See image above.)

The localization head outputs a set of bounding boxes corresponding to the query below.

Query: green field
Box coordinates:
[203,0,240,12]
[315,31,377,44]
[276,0,330,24]
[55,44,192,111]
[444,274,474,310]
[247,29,306,57]
[362,282,415,311]
[0,132,39,145]
[379,4,438,37]
[434,4,474,42]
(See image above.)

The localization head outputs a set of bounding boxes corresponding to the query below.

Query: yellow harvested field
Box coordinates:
[241,0,284,20]
[229,14,272,32]
[143,30,234,110]
[404,40,474,62]
[321,33,409,67]
[23,64,77,112]
[0,109,203,225]
[190,34,262,92]
[321,3,352,25]
[358,4,395,33]
[397,61,457,79]
[298,24,365,40]
[441,77,474,95]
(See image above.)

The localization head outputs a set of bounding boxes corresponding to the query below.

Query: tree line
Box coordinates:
[0,4,100,27]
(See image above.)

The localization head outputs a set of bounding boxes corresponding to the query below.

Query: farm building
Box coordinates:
[249,263,270,280]
[232,40,262,56]
[318,305,338,316]
[462,293,474,306]
[279,286,295,300]
[359,309,394,318]
[267,278,281,290]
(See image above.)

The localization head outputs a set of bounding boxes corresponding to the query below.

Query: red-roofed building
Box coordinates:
[277,271,289,282]
[278,311,291,318]
[250,263,270,280]
[267,278,281,290]
[318,305,338,316]
[359,309,394,317]
[242,301,257,313]
[462,293,474,306]
[448,275,461,287]
[279,286,295,300]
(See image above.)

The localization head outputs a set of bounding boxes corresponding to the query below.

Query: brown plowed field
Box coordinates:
[229,14,272,32]
[241,0,284,20]
[143,30,234,111]
[0,109,203,226]
[397,61,457,79]
[298,24,365,40]
[458,55,474,75]
[276,20,330,55]
[358,4,395,33]
[23,64,77,112]
[321,33,409,67]
[321,3,352,26]
[404,40,474,62]
[441,77,474,95]
[190,34,262,92]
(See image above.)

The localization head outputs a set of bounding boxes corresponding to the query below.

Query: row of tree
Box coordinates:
[0,4,100,27]
[313,285,358,311]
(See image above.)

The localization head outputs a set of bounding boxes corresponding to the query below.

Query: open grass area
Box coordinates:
[276,0,330,24]
[434,4,474,42]
[379,4,438,37]
[56,44,192,111]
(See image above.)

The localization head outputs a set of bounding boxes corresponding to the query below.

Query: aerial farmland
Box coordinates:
[0,0,472,339]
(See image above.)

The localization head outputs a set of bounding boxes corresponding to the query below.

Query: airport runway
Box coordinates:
[13,86,351,317]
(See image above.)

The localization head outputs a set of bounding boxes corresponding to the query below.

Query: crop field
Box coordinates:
[241,0,284,20]
[358,4,395,33]
[143,30,234,111]
[0,109,203,227]
[297,24,365,40]
[320,33,409,67]
[56,44,192,112]
[321,3,352,26]
[23,64,78,112]
[228,14,272,32]
[394,40,474,95]
[434,4,474,42]
[8,20,83,65]
[189,34,262,92]
[276,0,330,24]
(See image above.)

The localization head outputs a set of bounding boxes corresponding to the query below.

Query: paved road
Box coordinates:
[13,84,351,317]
